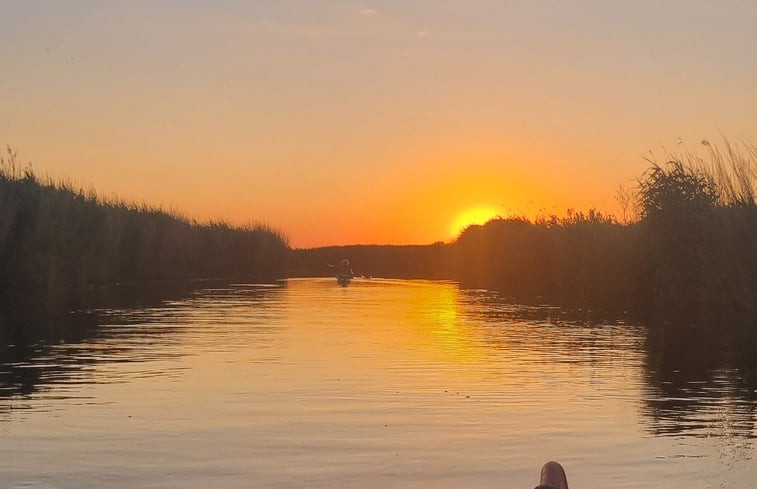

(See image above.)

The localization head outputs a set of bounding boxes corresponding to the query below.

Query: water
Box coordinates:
[1,279,755,488]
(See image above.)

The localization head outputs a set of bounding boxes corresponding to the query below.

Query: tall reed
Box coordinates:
[292,139,757,323]
[0,148,289,297]
[451,139,757,321]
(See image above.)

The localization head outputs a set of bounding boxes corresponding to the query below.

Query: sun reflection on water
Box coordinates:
[1,279,755,489]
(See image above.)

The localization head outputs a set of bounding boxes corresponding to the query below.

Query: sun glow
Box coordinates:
[450,206,501,239]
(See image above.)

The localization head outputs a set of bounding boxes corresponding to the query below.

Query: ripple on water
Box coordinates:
[0,279,755,488]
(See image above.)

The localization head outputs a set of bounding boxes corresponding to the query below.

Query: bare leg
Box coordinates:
[538,461,569,489]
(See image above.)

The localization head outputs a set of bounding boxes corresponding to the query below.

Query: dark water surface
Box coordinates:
[1,279,755,488]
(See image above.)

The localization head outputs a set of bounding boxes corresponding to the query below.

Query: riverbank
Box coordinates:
[4,141,756,324]
[0,149,289,295]
[292,141,757,323]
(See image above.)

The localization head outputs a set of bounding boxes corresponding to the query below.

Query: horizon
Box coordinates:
[4,3,757,485]
[3,1,756,247]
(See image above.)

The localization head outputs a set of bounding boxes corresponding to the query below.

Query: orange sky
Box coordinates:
[2,2,756,247]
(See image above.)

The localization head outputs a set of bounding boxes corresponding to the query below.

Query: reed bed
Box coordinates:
[453,139,757,322]
[0,148,289,296]
[5,138,757,324]
[292,140,757,323]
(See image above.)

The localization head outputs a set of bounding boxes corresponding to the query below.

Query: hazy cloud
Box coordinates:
[359,8,377,16]
[254,19,333,38]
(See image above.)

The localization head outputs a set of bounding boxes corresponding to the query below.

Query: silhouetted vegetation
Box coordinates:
[0,148,288,300]
[636,142,757,319]
[3,139,757,430]
[293,140,757,324]
[451,212,637,313]
[288,243,452,280]
[454,141,757,321]
[457,140,757,322]
[4,139,757,325]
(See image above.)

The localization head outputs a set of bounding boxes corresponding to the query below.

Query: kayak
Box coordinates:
[336,273,353,286]
[335,258,353,286]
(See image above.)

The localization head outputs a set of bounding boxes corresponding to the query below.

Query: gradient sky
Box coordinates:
[2,1,756,247]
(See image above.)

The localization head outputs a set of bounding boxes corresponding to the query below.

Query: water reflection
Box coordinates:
[3,279,756,440]
[0,282,286,413]
[0,279,756,487]
[641,325,757,440]
[453,287,757,448]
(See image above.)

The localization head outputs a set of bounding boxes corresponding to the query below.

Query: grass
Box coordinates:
[291,139,757,324]
[451,210,636,314]
[451,138,757,322]
[5,139,757,325]
[0,147,289,298]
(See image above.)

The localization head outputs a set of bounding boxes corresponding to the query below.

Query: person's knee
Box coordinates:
[537,461,569,489]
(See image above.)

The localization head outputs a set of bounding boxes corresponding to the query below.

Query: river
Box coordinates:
[1,278,755,488]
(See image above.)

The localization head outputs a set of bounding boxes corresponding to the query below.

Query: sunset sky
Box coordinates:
[2,1,756,247]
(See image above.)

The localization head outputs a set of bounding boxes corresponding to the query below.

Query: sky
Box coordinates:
[2,1,756,247]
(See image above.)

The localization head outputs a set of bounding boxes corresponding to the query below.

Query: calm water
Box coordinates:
[1,279,755,488]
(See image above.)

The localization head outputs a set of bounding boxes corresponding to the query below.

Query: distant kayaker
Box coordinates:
[337,259,353,278]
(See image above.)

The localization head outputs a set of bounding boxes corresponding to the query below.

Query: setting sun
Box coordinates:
[3,2,757,488]
[450,206,501,239]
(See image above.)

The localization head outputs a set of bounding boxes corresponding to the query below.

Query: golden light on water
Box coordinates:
[407,281,483,363]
